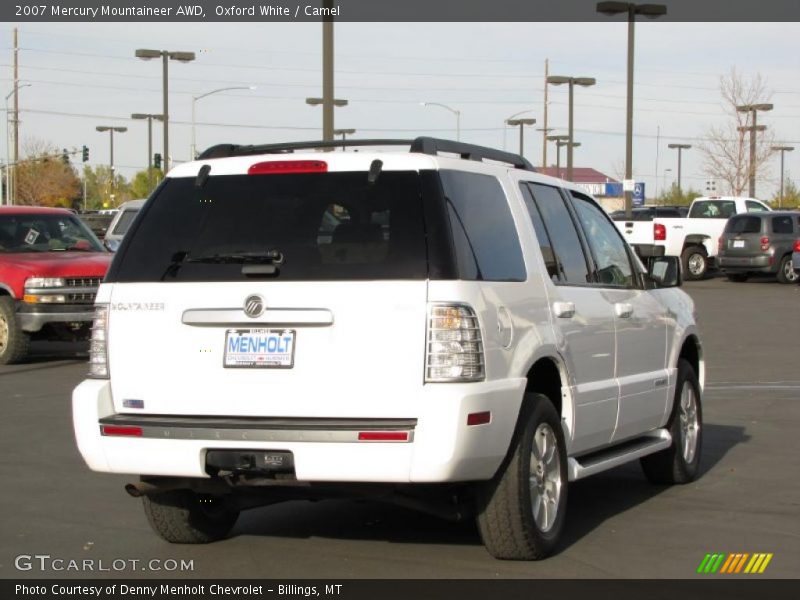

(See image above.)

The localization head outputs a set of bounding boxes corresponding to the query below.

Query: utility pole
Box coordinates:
[322,0,334,142]
[12,27,19,204]
[542,58,549,171]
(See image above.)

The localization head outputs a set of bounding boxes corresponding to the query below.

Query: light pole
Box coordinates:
[736,103,773,197]
[191,86,255,159]
[503,110,535,151]
[333,128,355,150]
[135,48,196,173]
[597,2,667,217]
[307,97,348,144]
[131,113,163,194]
[772,145,794,208]
[667,143,691,193]
[546,76,595,181]
[96,126,127,203]
[4,83,31,205]
[663,167,673,199]
[547,135,569,178]
[558,140,581,179]
[506,118,536,158]
[422,102,461,141]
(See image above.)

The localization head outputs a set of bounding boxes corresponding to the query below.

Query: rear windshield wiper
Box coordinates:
[186,250,285,277]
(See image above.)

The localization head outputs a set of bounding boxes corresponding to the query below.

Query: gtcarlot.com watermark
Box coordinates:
[15,554,194,573]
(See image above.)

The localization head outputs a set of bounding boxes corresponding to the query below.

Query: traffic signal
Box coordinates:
[153,153,162,170]
[82,145,89,162]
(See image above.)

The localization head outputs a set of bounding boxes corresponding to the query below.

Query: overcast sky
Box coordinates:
[2,21,799,199]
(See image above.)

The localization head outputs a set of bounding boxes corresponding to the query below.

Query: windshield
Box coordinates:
[689,200,736,219]
[111,171,429,282]
[0,213,105,253]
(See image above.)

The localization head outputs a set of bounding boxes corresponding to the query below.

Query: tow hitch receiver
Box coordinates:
[206,449,295,477]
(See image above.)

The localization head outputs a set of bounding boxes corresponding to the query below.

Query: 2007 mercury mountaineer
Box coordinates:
[73,138,703,560]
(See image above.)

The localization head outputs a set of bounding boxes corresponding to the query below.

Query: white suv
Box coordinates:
[73,138,704,560]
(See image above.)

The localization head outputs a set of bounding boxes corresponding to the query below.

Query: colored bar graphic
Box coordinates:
[697,552,772,574]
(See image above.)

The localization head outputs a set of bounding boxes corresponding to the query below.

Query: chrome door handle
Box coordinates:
[615,303,633,318]
[553,301,575,319]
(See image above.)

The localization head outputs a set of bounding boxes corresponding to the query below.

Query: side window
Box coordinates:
[746,201,769,213]
[525,183,591,285]
[570,192,636,288]
[519,184,559,281]
[772,216,794,234]
[439,171,526,281]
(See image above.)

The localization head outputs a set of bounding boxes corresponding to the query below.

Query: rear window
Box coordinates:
[110,171,428,282]
[725,216,762,234]
[689,200,736,219]
[111,209,140,236]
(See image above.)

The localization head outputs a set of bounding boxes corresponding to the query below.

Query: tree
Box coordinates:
[656,185,703,207]
[82,165,131,210]
[699,68,775,196]
[14,138,81,207]
[771,172,800,208]
[128,168,164,199]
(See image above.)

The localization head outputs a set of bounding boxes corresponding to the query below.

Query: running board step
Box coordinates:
[568,429,672,481]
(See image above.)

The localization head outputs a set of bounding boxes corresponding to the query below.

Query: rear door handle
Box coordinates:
[615,303,633,318]
[553,301,575,319]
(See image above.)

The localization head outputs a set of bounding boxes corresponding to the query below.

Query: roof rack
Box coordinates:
[197,136,535,171]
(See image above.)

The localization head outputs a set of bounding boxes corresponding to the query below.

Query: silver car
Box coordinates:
[104,199,146,251]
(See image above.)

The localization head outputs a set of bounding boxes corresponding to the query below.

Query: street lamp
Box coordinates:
[503,110,535,151]
[135,48,196,173]
[546,76,595,181]
[96,126,127,199]
[667,143,692,193]
[597,1,667,217]
[737,103,773,197]
[771,145,794,208]
[4,83,31,205]
[506,118,536,158]
[547,134,569,178]
[421,102,461,141]
[191,86,255,158]
[131,113,164,193]
[333,128,355,150]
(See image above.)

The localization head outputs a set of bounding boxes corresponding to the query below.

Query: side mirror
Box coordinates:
[648,256,681,288]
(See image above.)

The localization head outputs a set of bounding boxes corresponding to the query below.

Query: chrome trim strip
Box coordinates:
[182,308,334,327]
[24,286,99,295]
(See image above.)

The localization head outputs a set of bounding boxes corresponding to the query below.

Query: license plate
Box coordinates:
[223,329,295,368]
[733,240,745,248]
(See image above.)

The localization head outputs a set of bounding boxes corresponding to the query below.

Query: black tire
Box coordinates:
[725,273,749,282]
[641,359,703,484]
[142,490,239,544]
[681,246,708,281]
[776,255,797,284]
[476,393,568,560]
[0,296,30,365]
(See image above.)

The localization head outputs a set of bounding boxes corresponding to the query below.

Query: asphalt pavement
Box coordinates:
[1,276,798,579]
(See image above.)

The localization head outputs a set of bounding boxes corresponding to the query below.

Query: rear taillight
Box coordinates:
[425,304,485,382]
[654,223,666,241]
[248,160,327,175]
[760,236,770,251]
[793,239,800,253]
[88,304,109,379]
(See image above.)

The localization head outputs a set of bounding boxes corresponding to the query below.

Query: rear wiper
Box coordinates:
[186,250,285,276]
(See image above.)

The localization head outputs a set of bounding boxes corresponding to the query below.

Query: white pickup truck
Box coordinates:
[615,196,772,279]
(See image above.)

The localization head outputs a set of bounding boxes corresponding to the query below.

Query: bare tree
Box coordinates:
[15,137,80,206]
[699,69,775,196]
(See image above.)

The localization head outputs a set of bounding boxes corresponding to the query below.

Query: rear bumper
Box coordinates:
[718,255,773,273]
[17,303,96,332]
[72,377,527,484]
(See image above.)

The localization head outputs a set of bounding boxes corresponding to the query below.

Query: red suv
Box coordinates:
[0,206,112,364]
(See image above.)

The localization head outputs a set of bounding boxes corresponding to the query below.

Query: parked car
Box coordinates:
[0,206,112,364]
[718,212,800,283]
[104,199,146,251]
[793,239,800,281]
[73,137,703,560]
[78,211,116,239]
[615,196,772,280]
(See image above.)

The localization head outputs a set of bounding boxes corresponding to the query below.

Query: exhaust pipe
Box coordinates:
[124,479,187,498]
